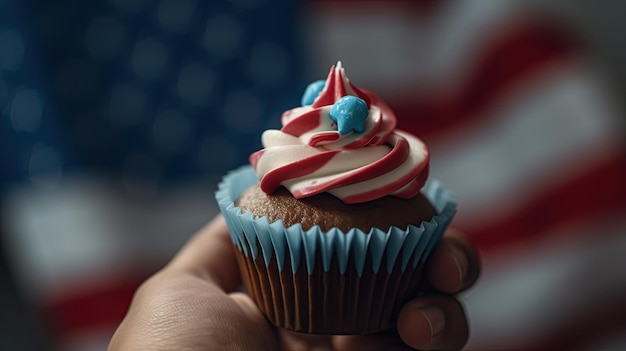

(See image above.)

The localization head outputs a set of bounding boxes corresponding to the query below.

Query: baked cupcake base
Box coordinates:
[216,165,456,335]
[236,240,425,334]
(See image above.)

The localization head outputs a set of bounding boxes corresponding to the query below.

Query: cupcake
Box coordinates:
[215,62,456,335]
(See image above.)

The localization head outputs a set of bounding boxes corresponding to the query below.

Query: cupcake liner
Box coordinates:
[216,165,457,277]
[215,165,456,334]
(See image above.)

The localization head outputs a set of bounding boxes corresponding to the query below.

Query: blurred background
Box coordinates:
[1,0,625,350]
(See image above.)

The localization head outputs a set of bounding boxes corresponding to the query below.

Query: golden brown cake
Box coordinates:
[236,184,436,233]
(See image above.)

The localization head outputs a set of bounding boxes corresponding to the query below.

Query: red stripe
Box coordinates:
[312,65,346,107]
[394,18,579,141]
[343,153,429,204]
[281,108,322,136]
[465,151,626,252]
[309,131,340,146]
[261,150,340,194]
[44,269,152,341]
[249,150,264,169]
[297,135,412,199]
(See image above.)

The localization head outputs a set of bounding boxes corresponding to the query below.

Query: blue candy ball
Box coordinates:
[301,80,326,106]
[329,96,369,135]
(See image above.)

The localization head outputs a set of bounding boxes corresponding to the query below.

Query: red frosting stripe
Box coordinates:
[259,150,341,194]
[251,62,430,203]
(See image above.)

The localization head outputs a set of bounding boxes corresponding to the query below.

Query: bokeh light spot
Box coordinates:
[131,37,170,80]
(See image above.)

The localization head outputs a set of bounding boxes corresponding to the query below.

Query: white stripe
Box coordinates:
[304,0,525,96]
[428,62,623,229]
[427,0,525,90]
[2,176,219,298]
[464,216,626,349]
[304,3,429,92]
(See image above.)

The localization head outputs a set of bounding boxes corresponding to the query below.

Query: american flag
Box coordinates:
[2,0,626,350]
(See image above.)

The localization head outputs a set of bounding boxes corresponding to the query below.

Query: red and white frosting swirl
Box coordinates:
[249,62,429,204]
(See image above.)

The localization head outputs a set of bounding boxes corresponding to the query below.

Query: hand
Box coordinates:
[108,215,480,351]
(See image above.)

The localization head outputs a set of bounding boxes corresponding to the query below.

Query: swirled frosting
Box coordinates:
[249,62,429,204]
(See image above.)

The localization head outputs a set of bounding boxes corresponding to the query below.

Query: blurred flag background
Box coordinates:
[2,0,626,350]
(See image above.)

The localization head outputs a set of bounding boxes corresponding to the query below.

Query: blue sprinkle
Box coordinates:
[301,80,326,106]
[330,96,368,135]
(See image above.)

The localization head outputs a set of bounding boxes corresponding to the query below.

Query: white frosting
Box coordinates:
[251,63,430,203]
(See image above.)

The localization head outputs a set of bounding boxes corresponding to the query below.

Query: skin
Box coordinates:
[108,215,480,351]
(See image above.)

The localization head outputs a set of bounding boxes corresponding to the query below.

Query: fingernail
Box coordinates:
[450,244,468,290]
[421,306,445,340]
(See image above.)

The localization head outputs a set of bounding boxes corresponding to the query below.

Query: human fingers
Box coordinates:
[332,295,468,351]
[426,230,481,294]
[109,273,278,351]
[166,214,241,292]
[397,295,468,350]
[108,215,282,351]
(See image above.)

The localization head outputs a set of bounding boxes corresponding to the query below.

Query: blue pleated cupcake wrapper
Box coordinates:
[215,165,457,277]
